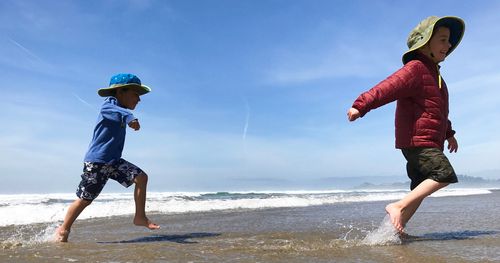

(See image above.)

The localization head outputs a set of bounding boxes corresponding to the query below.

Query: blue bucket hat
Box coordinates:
[98,73,151,97]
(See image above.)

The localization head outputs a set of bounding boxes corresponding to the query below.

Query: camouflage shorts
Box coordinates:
[76,159,144,201]
[401,148,458,190]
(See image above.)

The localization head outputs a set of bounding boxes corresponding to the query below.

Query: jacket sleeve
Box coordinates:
[101,99,136,124]
[352,62,422,117]
[446,120,456,139]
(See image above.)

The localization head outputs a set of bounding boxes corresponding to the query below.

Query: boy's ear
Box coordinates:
[418,44,430,54]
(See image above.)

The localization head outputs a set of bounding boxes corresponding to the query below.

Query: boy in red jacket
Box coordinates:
[347,16,465,233]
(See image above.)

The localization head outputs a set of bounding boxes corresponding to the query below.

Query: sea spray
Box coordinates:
[32,223,60,243]
[2,223,60,248]
[361,215,401,246]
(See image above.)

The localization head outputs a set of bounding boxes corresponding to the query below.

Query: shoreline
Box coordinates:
[2,191,499,262]
[0,188,498,228]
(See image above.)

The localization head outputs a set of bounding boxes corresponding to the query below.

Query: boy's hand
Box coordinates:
[447,136,458,153]
[347,108,361,121]
[128,119,140,131]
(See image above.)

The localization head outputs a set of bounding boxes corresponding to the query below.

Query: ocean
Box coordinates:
[1,188,499,262]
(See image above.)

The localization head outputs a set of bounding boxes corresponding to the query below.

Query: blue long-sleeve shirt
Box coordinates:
[84,97,136,163]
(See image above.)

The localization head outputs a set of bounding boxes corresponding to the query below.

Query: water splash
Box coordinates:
[361,215,402,246]
[2,223,60,248]
[31,223,60,244]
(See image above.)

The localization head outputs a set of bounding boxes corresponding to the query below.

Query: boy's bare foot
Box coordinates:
[398,231,410,240]
[385,203,405,233]
[54,226,70,242]
[133,217,160,230]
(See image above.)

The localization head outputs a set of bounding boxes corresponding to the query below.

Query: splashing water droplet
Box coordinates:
[361,215,402,246]
[33,223,60,243]
[2,222,60,248]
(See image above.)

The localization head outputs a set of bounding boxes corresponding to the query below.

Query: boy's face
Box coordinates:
[422,26,452,63]
[116,88,141,110]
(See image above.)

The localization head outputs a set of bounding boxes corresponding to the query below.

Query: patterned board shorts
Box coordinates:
[401,147,458,190]
[76,158,144,201]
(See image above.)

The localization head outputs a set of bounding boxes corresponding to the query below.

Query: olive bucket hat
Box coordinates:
[98,73,151,97]
[402,16,465,64]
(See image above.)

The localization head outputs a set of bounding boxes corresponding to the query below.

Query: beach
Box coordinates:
[1,189,499,262]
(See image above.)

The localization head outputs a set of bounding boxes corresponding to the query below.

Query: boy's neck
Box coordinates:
[108,96,128,109]
[416,51,439,66]
[416,50,441,65]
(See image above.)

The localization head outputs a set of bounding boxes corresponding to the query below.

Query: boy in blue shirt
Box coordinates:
[56,73,160,242]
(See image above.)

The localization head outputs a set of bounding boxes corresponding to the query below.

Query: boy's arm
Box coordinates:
[351,62,421,118]
[447,136,458,153]
[101,99,139,130]
[446,119,457,153]
[128,119,140,131]
[445,120,456,139]
[347,107,361,121]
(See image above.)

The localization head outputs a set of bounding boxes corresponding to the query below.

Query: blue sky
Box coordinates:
[1,0,499,193]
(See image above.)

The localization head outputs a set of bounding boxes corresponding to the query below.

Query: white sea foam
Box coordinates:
[430,188,492,197]
[0,188,492,227]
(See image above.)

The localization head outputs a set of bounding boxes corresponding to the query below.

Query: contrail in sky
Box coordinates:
[72,93,96,111]
[8,37,44,62]
[243,98,250,141]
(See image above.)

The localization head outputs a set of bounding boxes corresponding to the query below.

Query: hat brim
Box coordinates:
[402,16,465,64]
[98,83,151,97]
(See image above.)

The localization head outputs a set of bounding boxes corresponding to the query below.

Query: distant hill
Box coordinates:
[215,174,500,192]
[352,175,500,190]
[316,176,407,189]
[467,169,500,180]
[453,174,500,187]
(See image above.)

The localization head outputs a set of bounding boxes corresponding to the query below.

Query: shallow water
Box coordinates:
[1,190,499,262]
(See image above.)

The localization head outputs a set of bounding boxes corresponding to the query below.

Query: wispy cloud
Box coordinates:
[268,41,403,84]
[450,72,500,93]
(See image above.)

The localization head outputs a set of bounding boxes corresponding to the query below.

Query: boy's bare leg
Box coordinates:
[55,198,92,242]
[133,173,160,229]
[385,179,449,233]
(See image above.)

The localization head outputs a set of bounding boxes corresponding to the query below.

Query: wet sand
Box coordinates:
[1,190,499,262]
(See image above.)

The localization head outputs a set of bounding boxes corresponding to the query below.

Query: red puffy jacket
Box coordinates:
[352,54,455,151]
